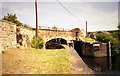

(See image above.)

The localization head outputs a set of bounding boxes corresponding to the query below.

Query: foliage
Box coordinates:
[52,26,57,30]
[31,35,44,49]
[3,13,22,26]
[88,32,91,34]
[23,24,33,29]
[3,13,33,29]
[81,36,96,42]
[117,23,120,30]
[111,32,120,40]
[96,33,111,43]
[107,30,120,33]
[111,32,120,55]
[96,33,120,55]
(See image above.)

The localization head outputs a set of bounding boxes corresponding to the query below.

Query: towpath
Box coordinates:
[64,45,93,74]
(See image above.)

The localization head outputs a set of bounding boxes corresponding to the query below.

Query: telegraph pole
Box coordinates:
[35,0,38,38]
[86,20,87,37]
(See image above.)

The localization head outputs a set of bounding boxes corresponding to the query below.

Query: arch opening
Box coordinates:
[45,38,67,49]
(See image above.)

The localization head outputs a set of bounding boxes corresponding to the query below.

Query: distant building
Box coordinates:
[89,31,110,39]
[71,28,81,41]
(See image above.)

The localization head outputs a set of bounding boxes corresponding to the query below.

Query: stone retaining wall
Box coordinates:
[16,26,35,48]
[0,20,35,51]
[0,20,16,52]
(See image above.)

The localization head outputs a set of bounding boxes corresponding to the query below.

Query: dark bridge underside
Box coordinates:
[45,38,67,49]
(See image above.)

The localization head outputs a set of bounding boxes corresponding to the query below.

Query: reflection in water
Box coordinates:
[82,56,120,74]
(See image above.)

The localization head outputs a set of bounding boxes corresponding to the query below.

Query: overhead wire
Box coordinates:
[57,0,81,23]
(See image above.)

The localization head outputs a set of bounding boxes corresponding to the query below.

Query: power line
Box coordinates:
[57,0,81,23]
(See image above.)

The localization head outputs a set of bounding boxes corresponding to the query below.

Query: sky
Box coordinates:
[0,0,119,32]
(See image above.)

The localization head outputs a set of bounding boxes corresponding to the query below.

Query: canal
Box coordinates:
[81,56,120,74]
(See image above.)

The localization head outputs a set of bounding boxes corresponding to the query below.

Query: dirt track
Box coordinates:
[67,47,93,74]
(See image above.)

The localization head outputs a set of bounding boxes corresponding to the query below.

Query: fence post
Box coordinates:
[108,41,112,70]
[109,41,111,56]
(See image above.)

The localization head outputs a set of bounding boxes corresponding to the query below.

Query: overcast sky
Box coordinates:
[0,0,119,32]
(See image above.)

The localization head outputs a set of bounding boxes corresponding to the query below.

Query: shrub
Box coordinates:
[52,26,57,30]
[31,35,44,49]
[96,33,120,55]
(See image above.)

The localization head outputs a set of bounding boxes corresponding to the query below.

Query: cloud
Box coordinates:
[1,0,120,2]
[0,2,118,31]
[55,2,118,31]
[77,4,118,31]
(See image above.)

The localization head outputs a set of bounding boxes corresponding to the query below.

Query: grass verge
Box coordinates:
[2,48,71,74]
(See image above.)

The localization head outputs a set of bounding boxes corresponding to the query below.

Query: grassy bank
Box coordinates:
[2,48,71,74]
[80,36,96,43]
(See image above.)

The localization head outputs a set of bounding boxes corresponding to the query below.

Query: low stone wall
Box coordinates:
[0,20,16,52]
[74,41,107,57]
[0,20,35,51]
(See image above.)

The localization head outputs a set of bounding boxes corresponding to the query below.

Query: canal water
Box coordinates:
[81,56,120,74]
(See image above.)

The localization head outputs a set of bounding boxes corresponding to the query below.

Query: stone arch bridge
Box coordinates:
[17,24,84,49]
[38,28,81,44]
[37,28,81,49]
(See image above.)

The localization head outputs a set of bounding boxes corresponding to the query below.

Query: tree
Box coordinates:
[52,26,57,30]
[111,32,120,40]
[96,33,120,55]
[117,23,120,30]
[3,13,22,26]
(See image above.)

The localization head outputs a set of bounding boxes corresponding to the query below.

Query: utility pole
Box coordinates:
[86,20,87,37]
[35,0,38,38]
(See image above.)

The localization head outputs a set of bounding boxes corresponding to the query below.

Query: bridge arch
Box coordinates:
[45,37,69,43]
[45,38,67,49]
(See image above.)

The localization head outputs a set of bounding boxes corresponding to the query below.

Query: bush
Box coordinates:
[52,26,57,30]
[31,35,44,49]
[96,33,120,55]
[96,33,112,43]
[23,24,33,30]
